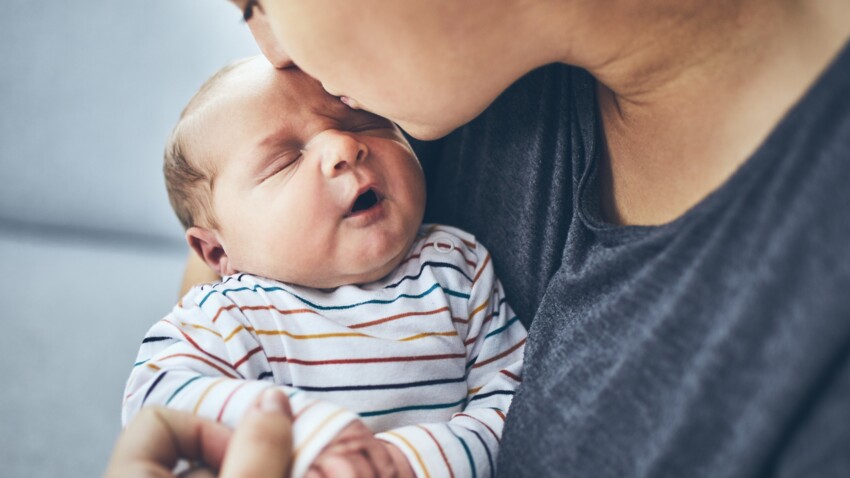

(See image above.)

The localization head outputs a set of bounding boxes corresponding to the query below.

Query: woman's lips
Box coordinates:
[340,96,360,109]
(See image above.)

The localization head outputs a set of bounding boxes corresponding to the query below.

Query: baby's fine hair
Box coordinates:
[164,58,251,230]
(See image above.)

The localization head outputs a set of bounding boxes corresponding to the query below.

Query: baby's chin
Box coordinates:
[316,242,416,290]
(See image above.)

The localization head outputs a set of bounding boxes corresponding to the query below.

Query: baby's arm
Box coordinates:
[122,286,360,478]
[375,247,527,478]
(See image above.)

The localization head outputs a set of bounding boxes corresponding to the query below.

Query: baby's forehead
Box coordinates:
[221,58,339,111]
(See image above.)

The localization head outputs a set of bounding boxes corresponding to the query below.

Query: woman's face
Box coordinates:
[232,0,507,140]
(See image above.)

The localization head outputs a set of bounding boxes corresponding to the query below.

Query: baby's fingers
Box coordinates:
[308,452,377,478]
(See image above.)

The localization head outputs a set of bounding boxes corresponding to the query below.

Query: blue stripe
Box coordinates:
[484,316,520,339]
[165,375,202,405]
[142,336,174,344]
[199,282,468,308]
[384,261,473,289]
[359,396,466,418]
[451,427,477,478]
[469,390,515,402]
[134,359,149,367]
[141,371,168,406]
[470,429,493,477]
[284,376,466,393]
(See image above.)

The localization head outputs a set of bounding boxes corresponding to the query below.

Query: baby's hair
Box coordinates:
[164,58,252,230]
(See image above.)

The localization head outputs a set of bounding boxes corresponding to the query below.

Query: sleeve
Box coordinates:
[375,244,527,478]
[121,288,360,478]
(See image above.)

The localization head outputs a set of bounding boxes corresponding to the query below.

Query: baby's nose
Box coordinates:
[317,130,368,177]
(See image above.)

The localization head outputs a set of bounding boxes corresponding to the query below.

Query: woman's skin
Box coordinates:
[105,390,293,478]
[166,0,850,474]
[241,0,850,226]
[178,0,850,290]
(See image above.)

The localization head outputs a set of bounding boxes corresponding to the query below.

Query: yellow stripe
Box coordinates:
[293,408,348,459]
[468,386,482,395]
[467,299,490,323]
[224,325,247,343]
[255,330,368,340]
[472,253,491,285]
[181,322,222,338]
[385,431,431,478]
[193,378,226,415]
[146,363,161,371]
[400,331,459,342]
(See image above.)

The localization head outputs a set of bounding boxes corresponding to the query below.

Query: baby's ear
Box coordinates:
[186,227,238,276]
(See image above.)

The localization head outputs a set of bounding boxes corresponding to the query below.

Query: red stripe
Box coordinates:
[499,370,522,382]
[464,312,497,345]
[455,413,500,442]
[472,254,491,285]
[211,304,238,323]
[268,352,466,366]
[216,381,250,422]
[163,320,237,374]
[415,425,455,478]
[233,346,264,369]
[473,338,526,369]
[350,307,450,329]
[212,304,319,323]
[294,399,320,421]
[158,353,238,378]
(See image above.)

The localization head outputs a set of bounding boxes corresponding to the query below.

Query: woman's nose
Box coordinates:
[317,130,368,177]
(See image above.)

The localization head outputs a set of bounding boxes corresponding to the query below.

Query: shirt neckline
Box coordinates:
[574,38,850,248]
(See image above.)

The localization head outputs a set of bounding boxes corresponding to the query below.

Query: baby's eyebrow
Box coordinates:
[257,127,297,149]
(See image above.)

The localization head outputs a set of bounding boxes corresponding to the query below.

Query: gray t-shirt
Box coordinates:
[418,41,850,477]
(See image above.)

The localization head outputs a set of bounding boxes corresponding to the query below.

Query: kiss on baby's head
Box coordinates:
[164,56,426,289]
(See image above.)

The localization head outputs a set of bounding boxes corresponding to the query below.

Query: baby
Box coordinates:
[123,56,526,478]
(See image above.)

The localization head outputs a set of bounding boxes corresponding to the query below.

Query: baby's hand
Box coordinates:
[305,420,415,478]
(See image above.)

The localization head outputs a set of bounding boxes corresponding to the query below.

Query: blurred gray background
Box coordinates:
[0,0,259,475]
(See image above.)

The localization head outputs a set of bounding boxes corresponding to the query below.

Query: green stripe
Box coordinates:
[484,316,520,339]
[451,427,477,478]
[165,375,202,405]
[199,282,469,309]
[359,396,466,418]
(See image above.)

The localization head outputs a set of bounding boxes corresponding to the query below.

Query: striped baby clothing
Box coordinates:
[123,224,526,477]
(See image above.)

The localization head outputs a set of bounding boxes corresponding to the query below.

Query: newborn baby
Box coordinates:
[123,56,526,478]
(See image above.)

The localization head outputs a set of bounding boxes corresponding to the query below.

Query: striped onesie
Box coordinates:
[122,224,526,478]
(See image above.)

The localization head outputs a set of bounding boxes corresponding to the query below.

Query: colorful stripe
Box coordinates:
[472,338,527,369]
[267,352,466,366]
[416,425,455,478]
[283,375,466,393]
[360,397,466,418]
[123,226,525,478]
[386,430,432,478]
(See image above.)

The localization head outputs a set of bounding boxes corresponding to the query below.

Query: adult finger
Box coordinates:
[219,389,294,478]
[104,408,232,478]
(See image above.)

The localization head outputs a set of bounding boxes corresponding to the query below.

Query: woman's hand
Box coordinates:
[105,389,293,478]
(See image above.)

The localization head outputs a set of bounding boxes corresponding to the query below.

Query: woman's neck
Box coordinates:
[536,0,850,225]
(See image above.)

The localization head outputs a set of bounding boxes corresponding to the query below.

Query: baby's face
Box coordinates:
[196,58,425,288]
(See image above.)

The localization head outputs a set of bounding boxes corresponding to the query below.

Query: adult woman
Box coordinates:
[124,0,850,476]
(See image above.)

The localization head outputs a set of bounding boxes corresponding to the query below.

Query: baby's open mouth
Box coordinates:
[349,188,380,214]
